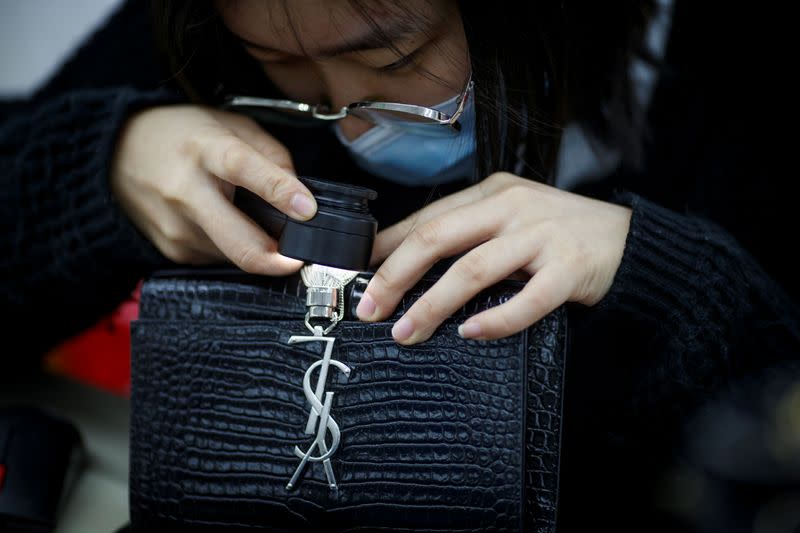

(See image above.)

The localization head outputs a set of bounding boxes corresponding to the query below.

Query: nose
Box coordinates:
[337,115,373,142]
[318,63,376,142]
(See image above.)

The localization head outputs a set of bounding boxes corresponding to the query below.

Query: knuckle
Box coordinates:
[159,219,187,244]
[262,173,293,206]
[232,245,264,273]
[476,177,493,198]
[481,172,515,194]
[221,140,251,178]
[497,184,530,208]
[372,265,400,294]
[262,143,293,167]
[508,183,533,199]
[485,171,510,185]
[161,176,193,206]
[410,219,444,250]
[413,295,438,320]
[161,224,183,244]
[227,112,257,130]
[161,242,196,264]
[455,252,490,286]
[178,135,202,160]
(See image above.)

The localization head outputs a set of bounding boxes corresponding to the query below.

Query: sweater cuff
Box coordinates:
[596,192,745,328]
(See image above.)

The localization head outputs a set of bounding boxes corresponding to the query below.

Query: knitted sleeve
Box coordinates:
[0,88,180,362]
[597,192,800,430]
[0,1,184,361]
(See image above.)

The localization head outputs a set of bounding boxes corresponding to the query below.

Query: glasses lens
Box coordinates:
[222,82,471,135]
[349,107,460,137]
[223,98,326,128]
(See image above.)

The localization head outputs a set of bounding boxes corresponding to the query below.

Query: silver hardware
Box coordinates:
[307,305,335,320]
[285,264,359,490]
[300,264,358,335]
[222,76,474,136]
[305,286,338,322]
[306,286,338,308]
[286,329,350,491]
[311,107,348,121]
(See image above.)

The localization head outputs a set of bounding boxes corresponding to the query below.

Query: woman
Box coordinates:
[2,0,797,529]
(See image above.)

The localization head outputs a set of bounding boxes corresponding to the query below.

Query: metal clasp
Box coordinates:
[304,286,341,335]
[300,264,359,335]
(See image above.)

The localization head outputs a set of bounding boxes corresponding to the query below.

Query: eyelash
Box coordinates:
[379,49,421,72]
[256,47,423,72]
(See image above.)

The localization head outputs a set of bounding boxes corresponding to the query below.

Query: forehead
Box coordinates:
[216,0,443,56]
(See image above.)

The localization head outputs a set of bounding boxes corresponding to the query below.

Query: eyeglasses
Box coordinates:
[221,77,474,137]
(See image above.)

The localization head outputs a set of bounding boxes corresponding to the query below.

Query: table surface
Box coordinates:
[1,372,130,533]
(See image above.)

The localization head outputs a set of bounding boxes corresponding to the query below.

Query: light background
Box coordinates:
[0,0,123,96]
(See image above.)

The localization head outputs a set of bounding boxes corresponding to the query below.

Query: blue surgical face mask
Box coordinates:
[333,89,476,186]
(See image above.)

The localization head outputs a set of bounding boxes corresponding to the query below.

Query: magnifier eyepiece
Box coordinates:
[234,176,378,271]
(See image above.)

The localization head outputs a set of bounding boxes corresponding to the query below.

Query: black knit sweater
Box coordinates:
[1,1,797,530]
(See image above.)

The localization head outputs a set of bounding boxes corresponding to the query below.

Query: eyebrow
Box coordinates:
[233,20,422,58]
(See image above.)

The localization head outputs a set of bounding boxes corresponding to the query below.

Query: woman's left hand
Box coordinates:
[356,172,632,344]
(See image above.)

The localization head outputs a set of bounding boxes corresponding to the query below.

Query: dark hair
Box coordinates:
[151,0,654,183]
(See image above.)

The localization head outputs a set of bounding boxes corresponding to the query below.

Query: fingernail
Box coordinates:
[392,317,414,343]
[458,321,482,339]
[356,293,377,321]
[290,193,317,219]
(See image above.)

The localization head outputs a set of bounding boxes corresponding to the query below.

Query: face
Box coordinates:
[214,0,470,141]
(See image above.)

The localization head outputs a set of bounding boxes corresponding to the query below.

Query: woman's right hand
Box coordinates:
[111,105,316,275]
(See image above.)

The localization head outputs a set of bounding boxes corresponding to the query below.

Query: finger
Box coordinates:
[458,263,573,340]
[200,135,316,221]
[155,227,228,265]
[185,248,226,264]
[158,244,225,265]
[358,196,504,323]
[370,181,491,265]
[171,219,229,263]
[221,114,296,173]
[125,199,226,265]
[389,230,542,345]
[188,185,304,275]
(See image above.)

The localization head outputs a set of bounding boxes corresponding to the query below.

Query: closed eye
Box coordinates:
[378,48,422,72]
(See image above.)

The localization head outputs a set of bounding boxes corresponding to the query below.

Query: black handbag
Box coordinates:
[129,266,567,532]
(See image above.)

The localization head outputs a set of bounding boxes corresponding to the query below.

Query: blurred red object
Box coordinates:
[43,283,141,397]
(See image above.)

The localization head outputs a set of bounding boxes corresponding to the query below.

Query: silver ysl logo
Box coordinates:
[286,333,350,490]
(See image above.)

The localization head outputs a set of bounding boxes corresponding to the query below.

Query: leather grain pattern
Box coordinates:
[130,268,565,532]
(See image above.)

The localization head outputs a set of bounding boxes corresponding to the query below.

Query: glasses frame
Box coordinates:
[221,76,474,134]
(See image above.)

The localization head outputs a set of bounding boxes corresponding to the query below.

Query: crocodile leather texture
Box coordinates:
[129,268,566,532]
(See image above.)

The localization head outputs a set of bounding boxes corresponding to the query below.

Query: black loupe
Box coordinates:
[233,177,378,271]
